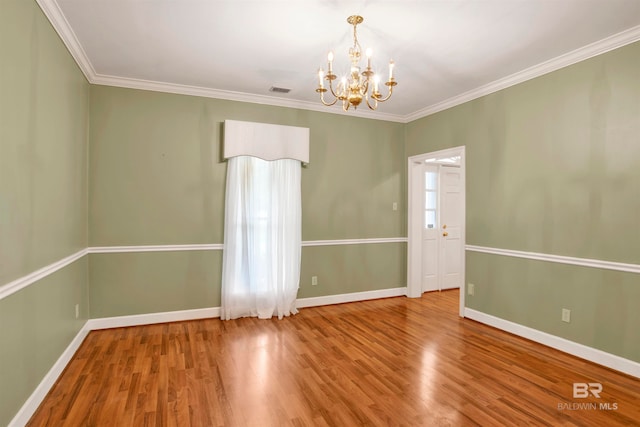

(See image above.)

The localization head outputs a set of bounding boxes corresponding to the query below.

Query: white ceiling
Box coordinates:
[41,0,640,122]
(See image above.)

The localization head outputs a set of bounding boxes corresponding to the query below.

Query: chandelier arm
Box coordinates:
[319,90,338,106]
[374,83,396,102]
[362,79,379,110]
[364,93,378,110]
[327,77,342,99]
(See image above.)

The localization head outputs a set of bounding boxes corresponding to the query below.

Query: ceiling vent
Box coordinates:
[269,86,291,94]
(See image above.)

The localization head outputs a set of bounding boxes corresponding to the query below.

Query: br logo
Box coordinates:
[573,383,602,398]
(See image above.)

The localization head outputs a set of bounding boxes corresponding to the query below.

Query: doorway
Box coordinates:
[407,146,466,317]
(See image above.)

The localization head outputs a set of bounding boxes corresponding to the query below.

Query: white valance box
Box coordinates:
[223,120,310,164]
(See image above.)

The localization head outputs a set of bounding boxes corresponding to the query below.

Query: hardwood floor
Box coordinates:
[28,290,639,426]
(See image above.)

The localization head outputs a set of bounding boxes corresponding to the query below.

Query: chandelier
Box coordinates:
[316,15,397,111]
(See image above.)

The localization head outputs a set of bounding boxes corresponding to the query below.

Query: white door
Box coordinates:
[421,165,439,292]
[420,164,462,292]
[439,166,463,290]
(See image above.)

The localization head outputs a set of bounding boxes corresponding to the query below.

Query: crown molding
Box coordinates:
[38,0,640,123]
[405,25,640,122]
[90,73,407,123]
[36,0,97,80]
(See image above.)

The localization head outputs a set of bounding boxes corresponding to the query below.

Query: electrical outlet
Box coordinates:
[468,283,475,296]
[75,304,80,319]
[392,202,398,211]
[562,308,571,323]
[311,276,318,286]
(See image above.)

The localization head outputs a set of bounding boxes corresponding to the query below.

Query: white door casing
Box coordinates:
[407,146,466,317]
[408,159,424,298]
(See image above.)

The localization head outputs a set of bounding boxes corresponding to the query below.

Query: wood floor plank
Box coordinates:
[27,290,640,426]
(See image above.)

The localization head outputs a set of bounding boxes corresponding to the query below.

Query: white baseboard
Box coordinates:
[296,287,407,308]
[464,308,640,378]
[85,287,408,329]
[87,307,221,330]
[9,326,90,427]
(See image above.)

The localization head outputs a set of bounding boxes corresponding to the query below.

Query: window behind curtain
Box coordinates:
[221,156,301,320]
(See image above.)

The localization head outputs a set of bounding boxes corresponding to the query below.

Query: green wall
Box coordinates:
[0,0,89,425]
[89,251,222,318]
[406,41,640,362]
[299,243,406,299]
[88,86,406,317]
[2,1,638,423]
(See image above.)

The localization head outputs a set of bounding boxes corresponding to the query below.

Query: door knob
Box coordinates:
[443,232,448,237]
[443,224,447,229]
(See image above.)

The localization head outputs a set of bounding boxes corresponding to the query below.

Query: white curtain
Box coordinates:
[221,155,301,320]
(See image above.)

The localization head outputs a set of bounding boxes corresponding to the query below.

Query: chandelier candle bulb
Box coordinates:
[328,51,334,72]
[389,60,395,80]
[318,69,324,87]
[366,47,372,68]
